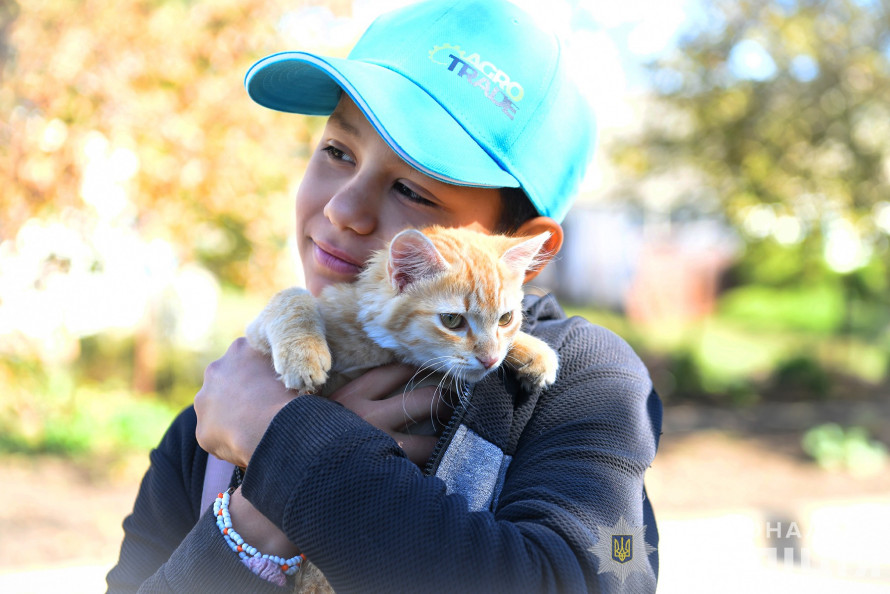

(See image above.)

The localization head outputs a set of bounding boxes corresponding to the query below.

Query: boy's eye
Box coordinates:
[322,145,354,163]
[439,313,465,330]
[498,311,513,326]
[395,182,435,207]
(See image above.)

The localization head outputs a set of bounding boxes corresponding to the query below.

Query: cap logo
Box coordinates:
[429,44,524,120]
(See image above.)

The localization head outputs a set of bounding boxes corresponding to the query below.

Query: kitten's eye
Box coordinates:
[440,313,465,330]
[498,311,513,326]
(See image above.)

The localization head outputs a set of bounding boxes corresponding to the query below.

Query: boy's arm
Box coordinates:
[242,318,661,593]
[495,318,662,590]
[106,406,203,592]
[106,406,288,593]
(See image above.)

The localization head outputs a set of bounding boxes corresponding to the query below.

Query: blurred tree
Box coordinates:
[1,0,363,394]
[611,0,890,297]
[0,0,355,292]
[0,1,17,82]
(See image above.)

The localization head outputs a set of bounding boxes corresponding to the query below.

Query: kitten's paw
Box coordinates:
[516,346,558,392]
[272,336,332,393]
[244,317,271,355]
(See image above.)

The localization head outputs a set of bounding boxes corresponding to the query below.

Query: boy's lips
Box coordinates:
[312,240,364,275]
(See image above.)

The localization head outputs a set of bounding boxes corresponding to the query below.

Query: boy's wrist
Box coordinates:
[235,395,293,467]
[228,486,301,558]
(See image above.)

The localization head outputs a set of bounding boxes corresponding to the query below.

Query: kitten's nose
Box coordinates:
[477,355,499,370]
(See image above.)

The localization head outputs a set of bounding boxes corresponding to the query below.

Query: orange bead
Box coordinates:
[223,528,229,535]
[237,545,243,552]
[218,493,224,499]
[281,564,289,572]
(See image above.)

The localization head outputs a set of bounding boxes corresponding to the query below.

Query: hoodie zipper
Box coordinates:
[422,383,472,477]
[422,296,554,477]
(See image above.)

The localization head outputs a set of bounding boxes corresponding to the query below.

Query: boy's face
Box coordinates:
[296,96,504,295]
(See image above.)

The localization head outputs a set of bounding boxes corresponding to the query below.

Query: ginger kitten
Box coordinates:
[247,226,558,400]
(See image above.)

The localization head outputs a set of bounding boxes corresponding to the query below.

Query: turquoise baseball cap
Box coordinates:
[245,0,596,223]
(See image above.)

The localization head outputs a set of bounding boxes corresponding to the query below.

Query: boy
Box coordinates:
[108,1,662,592]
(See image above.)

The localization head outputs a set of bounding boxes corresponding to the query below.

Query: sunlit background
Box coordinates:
[1,0,888,591]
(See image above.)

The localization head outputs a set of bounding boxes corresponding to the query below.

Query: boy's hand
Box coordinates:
[195,337,294,468]
[195,340,452,468]
[328,364,453,466]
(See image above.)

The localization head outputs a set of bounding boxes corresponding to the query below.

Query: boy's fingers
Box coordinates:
[392,434,440,466]
[328,364,418,405]
[328,365,456,439]
[379,385,454,429]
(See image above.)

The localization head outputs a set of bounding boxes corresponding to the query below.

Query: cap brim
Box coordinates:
[245,52,519,189]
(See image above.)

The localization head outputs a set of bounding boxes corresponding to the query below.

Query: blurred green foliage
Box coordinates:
[0,287,269,460]
[0,360,182,458]
[599,0,890,406]
[611,0,890,331]
[802,423,888,476]
[568,298,888,405]
[718,282,845,333]
[614,0,890,231]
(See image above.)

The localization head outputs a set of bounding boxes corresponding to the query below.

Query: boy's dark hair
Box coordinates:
[495,187,540,235]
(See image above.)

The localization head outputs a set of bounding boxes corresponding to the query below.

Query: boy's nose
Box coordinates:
[323,183,378,235]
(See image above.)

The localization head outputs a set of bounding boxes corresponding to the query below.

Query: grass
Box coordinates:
[0,287,269,461]
[564,302,888,404]
[0,379,181,459]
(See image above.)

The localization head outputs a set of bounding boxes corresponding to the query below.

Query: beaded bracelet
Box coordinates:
[214,488,305,583]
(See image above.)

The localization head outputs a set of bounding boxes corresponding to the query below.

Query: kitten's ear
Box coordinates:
[501,232,551,277]
[387,229,449,292]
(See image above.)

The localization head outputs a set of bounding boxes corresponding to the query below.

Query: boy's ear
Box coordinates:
[512,217,563,283]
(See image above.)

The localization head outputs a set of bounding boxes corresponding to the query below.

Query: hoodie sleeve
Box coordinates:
[105,406,290,594]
